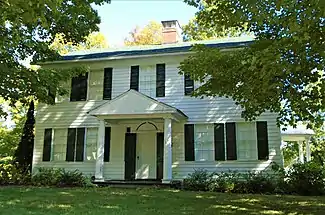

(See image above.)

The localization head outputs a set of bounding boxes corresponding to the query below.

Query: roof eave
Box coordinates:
[38,51,191,65]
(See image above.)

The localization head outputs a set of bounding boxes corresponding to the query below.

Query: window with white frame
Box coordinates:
[139,66,156,97]
[194,124,214,161]
[236,122,258,160]
[52,129,67,161]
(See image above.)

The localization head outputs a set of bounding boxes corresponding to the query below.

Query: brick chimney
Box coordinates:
[161,20,182,44]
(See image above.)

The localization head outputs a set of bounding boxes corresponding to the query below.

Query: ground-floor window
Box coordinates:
[184,121,269,162]
[194,124,214,161]
[66,128,86,162]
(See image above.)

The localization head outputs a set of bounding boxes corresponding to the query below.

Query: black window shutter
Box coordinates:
[156,64,165,97]
[79,73,88,101]
[75,128,85,162]
[130,66,139,91]
[48,88,56,104]
[214,123,225,161]
[70,73,88,101]
[66,128,76,161]
[184,74,194,96]
[70,77,78,101]
[226,122,237,160]
[103,68,113,100]
[184,124,195,161]
[104,127,111,162]
[42,129,52,161]
[257,121,269,160]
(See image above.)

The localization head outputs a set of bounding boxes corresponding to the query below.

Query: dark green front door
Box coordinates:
[156,132,164,180]
[124,133,136,180]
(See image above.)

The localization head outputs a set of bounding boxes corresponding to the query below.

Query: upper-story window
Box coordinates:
[184,74,194,96]
[139,65,155,97]
[130,65,139,91]
[70,73,88,101]
[156,64,165,97]
[103,68,113,100]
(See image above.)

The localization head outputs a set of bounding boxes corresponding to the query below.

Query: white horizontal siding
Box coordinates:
[36,56,279,129]
[33,120,165,180]
[34,54,283,177]
[171,120,283,180]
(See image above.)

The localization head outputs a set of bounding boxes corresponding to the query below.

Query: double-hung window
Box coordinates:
[66,128,86,162]
[70,73,88,101]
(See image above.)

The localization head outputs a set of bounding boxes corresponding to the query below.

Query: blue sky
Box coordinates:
[93,1,197,46]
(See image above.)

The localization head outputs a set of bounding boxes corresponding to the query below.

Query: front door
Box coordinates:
[136,132,156,179]
[156,132,164,180]
[124,133,136,180]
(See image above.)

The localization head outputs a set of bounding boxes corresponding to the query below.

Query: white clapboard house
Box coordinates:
[33,20,283,183]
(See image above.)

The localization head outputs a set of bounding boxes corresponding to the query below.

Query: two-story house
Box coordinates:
[33,20,283,183]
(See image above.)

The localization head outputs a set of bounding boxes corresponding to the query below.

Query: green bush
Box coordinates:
[58,169,86,187]
[31,167,61,186]
[208,171,241,193]
[285,162,325,196]
[0,163,31,185]
[183,169,214,191]
[183,162,325,196]
[237,172,276,194]
[32,168,88,187]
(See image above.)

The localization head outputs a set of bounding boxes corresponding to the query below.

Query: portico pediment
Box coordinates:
[88,89,187,120]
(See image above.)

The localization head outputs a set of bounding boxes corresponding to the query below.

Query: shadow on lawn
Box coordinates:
[0,187,324,215]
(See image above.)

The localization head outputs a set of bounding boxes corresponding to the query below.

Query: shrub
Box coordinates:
[183,169,214,191]
[0,163,31,185]
[238,172,276,194]
[58,169,86,187]
[170,180,182,189]
[32,168,87,187]
[285,162,325,196]
[183,162,325,196]
[208,171,241,193]
[32,167,61,186]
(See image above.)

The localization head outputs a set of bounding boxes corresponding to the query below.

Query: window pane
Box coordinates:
[53,129,67,161]
[139,66,155,97]
[236,122,257,160]
[70,73,88,101]
[194,124,214,161]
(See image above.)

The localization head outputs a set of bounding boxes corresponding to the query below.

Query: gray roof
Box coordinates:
[281,124,315,135]
[61,37,254,61]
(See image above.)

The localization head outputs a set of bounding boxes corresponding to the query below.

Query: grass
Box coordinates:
[0,187,324,215]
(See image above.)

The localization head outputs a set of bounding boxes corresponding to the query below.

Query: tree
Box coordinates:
[182,17,246,41]
[180,0,325,128]
[14,101,35,172]
[311,125,325,165]
[50,32,109,55]
[125,21,163,46]
[0,98,28,159]
[0,0,110,113]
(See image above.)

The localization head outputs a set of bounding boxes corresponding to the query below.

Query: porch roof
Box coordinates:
[88,89,187,120]
[281,124,315,142]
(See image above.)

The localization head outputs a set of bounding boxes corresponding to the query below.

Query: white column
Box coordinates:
[298,140,304,163]
[306,137,311,162]
[163,118,172,183]
[95,119,105,181]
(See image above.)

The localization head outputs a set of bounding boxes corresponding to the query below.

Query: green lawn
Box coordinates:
[0,187,324,215]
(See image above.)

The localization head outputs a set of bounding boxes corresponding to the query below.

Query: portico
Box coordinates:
[281,124,315,163]
[88,89,187,183]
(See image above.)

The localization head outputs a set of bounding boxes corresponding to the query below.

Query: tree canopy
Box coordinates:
[0,0,110,111]
[50,32,109,55]
[182,17,246,41]
[180,0,325,128]
[124,21,163,46]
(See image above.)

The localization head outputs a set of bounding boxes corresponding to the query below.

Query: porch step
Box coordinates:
[93,179,171,188]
